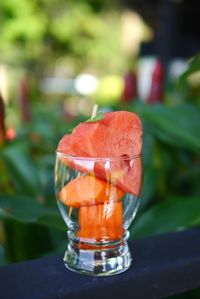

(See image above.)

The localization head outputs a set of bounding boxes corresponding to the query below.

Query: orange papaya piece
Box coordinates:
[77,201,124,241]
[59,175,124,208]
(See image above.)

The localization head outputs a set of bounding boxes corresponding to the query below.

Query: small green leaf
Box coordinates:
[68,128,74,133]
[66,113,104,132]
[85,113,104,123]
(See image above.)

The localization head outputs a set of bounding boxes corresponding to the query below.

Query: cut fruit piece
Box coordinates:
[58,111,142,157]
[93,156,142,197]
[77,201,124,241]
[57,111,142,196]
[59,175,124,208]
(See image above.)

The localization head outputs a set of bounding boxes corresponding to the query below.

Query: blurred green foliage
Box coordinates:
[0,7,200,299]
[0,0,126,74]
[0,54,200,267]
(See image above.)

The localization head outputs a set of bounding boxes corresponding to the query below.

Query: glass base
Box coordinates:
[63,234,132,276]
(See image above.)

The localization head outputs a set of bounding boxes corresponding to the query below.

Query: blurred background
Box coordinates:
[0,0,200,296]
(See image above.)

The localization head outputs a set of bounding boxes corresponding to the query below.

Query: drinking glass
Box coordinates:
[55,152,142,276]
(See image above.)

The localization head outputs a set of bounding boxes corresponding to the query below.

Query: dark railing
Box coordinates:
[0,228,200,299]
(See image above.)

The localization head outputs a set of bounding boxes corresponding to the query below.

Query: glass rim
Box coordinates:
[56,151,142,161]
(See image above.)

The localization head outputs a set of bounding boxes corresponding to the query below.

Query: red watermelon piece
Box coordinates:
[57,111,142,196]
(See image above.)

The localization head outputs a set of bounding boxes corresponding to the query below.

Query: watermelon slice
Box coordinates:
[57,111,142,196]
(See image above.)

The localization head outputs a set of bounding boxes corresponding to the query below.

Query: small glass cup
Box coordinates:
[55,152,142,276]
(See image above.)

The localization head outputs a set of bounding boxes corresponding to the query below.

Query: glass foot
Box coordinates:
[63,237,132,276]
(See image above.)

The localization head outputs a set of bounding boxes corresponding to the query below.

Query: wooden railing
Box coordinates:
[0,228,200,299]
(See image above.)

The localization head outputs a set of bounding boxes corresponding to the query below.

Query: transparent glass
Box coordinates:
[55,152,142,276]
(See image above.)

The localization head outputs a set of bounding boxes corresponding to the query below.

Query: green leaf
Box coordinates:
[140,167,158,211]
[0,195,50,222]
[0,195,65,230]
[85,113,104,123]
[1,142,41,195]
[38,214,65,231]
[137,103,200,153]
[130,196,200,239]
[0,246,8,266]
[141,121,155,167]
[180,53,200,83]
